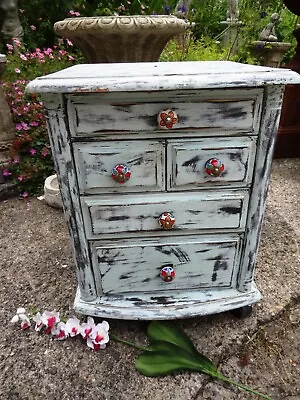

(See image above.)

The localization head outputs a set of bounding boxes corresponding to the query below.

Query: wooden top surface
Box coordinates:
[25,61,300,94]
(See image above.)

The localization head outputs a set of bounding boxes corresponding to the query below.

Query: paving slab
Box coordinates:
[0,158,299,400]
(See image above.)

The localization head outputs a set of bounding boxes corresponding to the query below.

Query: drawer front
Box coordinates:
[73,140,165,194]
[167,137,257,190]
[92,235,241,294]
[68,90,262,136]
[82,191,249,237]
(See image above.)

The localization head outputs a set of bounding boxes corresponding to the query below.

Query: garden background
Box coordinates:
[1,0,299,196]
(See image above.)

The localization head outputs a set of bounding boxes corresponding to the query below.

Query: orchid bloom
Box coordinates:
[87,321,109,351]
[41,311,60,334]
[10,308,31,330]
[65,317,81,337]
[51,322,68,340]
[32,312,43,331]
[80,317,96,340]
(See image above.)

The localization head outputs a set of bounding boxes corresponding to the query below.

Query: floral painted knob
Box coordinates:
[111,164,131,184]
[205,158,225,177]
[159,212,175,230]
[160,265,176,282]
[157,109,178,129]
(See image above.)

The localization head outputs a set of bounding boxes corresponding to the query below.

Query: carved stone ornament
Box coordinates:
[0,0,23,49]
[54,15,188,63]
[0,54,15,182]
[259,13,281,42]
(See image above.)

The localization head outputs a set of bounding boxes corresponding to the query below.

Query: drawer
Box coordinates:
[68,90,262,136]
[81,191,249,237]
[91,234,242,294]
[73,140,165,194]
[167,136,257,190]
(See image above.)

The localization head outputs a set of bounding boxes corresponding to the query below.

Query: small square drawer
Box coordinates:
[73,140,165,194]
[167,136,257,190]
[91,234,242,294]
[68,89,262,136]
[81,191,249,238]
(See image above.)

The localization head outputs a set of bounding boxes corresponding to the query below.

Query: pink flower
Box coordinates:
[51,322,68,340]
[6,43,13,51]
[2,169,11,177]
[33,312,43,331]
[41,310,60,334]
[41,149,48,157]
[17,175,24,182]
[30,25,36,31]
[29,148,37,155]
[15,68,21,74]
[30,121,39,127]
[65,317,81,337]
[19,54,27,61]
[68,55,75,61]
[13,157,20,164]
[87,321,109,350]
[66,39,73,46]
[13,38,21,47]
[80,317,96,340]
[21,191,29,198]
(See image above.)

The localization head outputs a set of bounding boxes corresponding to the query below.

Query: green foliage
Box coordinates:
[111,321,273,399]
[2,42,81,196]
[160,37,228,61]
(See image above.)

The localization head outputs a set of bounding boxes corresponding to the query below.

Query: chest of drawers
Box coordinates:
[26,61,300,320]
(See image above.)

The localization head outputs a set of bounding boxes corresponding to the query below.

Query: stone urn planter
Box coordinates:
[54,15,188,63]
[251,41,291,68]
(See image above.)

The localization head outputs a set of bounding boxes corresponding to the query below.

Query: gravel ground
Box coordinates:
[0,158,299,400]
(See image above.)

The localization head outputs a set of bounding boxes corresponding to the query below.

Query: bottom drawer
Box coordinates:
[91,235,242,295]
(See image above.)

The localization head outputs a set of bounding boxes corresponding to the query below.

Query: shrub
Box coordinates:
[2,40,81,196]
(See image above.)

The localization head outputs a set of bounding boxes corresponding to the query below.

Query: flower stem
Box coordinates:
[215,373,273,400]
[110,334,150,352]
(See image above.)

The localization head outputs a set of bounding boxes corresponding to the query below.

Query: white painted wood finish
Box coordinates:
[167,136,256,190]
[68,96,257,134]
[73,140,165,194]
[25,61,300,94]
[92,235,242,294]
[25,61,300,320]
[82,191,249,237]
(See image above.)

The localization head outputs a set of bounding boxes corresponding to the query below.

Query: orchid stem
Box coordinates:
[215,373,274,400]
[110,334,150,352]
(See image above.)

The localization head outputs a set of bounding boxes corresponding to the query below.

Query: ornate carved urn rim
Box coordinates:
[54,15,189,63]
[54,15,188,35]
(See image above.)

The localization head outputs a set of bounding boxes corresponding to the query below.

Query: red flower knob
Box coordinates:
[205,158,225,177]
[158,109,178,129]
[159,212,175,230]
[111,164,131,184]
[160,265,176,282]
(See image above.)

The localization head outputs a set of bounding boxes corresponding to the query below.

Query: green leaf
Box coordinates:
[147,321,198,355]
[136,342,209,377]
[148,338,218,373]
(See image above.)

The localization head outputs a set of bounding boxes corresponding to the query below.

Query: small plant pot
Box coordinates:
[44,174,62,209]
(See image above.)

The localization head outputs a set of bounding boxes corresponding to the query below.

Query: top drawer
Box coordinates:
[67,89,262,136]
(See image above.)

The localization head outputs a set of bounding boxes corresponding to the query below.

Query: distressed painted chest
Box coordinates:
[26,61,300,320]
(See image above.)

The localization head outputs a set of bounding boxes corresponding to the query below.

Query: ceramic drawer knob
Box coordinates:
[111,164,131,184]
[158,109,178,129]
[159,212,175,230]
[205,158,225,177]
[160,265,176,282]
